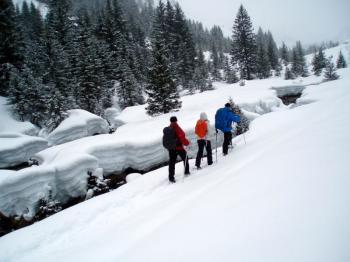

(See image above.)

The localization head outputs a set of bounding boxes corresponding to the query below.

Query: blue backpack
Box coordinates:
[215,108,228,132]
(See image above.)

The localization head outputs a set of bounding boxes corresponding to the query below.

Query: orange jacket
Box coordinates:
[195,119,208,139]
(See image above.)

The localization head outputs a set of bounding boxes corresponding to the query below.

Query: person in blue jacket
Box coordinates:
[215,103,241,155]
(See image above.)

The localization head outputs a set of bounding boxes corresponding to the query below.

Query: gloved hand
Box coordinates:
[216,129,218,134]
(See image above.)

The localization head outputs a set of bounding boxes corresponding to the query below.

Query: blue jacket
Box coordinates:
[215,107,241,132]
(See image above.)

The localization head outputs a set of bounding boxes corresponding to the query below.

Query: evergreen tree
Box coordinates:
[210,44,221,81]
[146,1,181,115]
[266,31,279,70]
[228,97,249,136]
[193,48,212,92]
[256,28,270,79]
[224,56,238,84]
[291,41,308,77]
[280,42,290,65]
[336,51,347,69]
[0,0,25,95]
[311,48,326,76]
[324,56,339,81]
[231,5,256,80]
[284,67,295,80]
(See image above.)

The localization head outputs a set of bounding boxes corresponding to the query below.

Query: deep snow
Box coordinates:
[0,43,349,261]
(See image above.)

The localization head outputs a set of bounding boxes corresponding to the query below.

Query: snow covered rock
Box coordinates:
[0,133,48,168]
[47,109,109,146]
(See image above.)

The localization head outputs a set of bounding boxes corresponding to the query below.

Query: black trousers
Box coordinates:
[195,140,213,167]
[168,149,190,180]
[223,132,232,155]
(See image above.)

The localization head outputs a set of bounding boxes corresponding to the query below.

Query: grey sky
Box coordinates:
[176,0,350,47]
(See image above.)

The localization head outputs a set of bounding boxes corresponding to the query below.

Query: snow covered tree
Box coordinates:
[280,42,290,65]
[311,48,326,76]
[229,97,249,136]
[224,56,238,84]
[146,1,181,115]
[256,28,270,79]
[284,67,295,80]
[210,44,222,81]
[193,48,212,92]
[0,0,25,95]
[291,41,308,77]
[323,56,339,81]
[336,51,347,69]
[231,5,256,80]
[266,31,279,70]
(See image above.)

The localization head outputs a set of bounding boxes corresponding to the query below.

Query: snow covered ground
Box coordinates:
[0,65,349,261]
[47,109,110,146]
[0,43,349,261]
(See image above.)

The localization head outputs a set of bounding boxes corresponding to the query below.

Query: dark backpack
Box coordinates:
[162,126,177,150]
[215,108,228,132]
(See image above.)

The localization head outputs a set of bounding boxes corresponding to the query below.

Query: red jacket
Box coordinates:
[170,122,189,150]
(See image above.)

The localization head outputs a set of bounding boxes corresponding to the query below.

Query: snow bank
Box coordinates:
[0,133,48,168]
[0,153,98,219]
[47,109,109,146]
[0,65,349,262]
[0,97,38,136]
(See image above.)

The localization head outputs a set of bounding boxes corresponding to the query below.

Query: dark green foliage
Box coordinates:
[336,51,347,69]
[291,41,308,77]
[223,56,238,84]
[193,48,212,92]
[284,67,295,80]
[280,42,290,65]
[323,57,339,81]
[311,48,326,76]
[256,28,271,79]
[231,5,257,80]
[146,1,181,115]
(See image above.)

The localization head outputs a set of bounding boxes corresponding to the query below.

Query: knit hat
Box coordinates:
[200,112,208,120]
[170,116,177,122]
[225,103,231,108]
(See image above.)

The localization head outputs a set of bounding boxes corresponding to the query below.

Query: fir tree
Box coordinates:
[291,41,308,77]
[146,1,181,115]
[284,67,295,80]
[210,44,221,81]
[256,28,270,79]
[0,0,25,95]
[223,56,238,84]
[311,48,326,76]
[280,42,290,65]
[266,31,279,70]
[324,56,339,81]
[231,5,257,80]
[336,51,347,69]
[193,48,212,92]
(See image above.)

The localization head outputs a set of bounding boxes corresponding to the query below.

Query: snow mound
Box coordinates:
[0,97,38,136]
[47,109,109,146]
[0,153,98,219]
[0,133,48,168]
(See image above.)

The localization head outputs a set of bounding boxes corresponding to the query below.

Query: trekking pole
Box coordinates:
[215,131,218,163]
[243,132,247,145]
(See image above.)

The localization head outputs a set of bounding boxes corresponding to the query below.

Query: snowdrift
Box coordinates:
[47,109,109,146]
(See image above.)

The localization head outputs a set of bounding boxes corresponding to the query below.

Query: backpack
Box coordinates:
[215,108,228,132]
[195,120,207,139]
[162,126,177,150]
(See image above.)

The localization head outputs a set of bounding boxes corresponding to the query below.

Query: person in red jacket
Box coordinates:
[168,116,190,183]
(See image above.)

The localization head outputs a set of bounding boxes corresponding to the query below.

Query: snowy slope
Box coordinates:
[0,66,349,261]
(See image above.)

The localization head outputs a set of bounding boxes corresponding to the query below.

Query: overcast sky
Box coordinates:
[176,0,350,47]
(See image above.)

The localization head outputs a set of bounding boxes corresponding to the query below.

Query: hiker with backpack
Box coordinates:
[195,112,213,169]
[163,116,190,183]
[215,103,241,155]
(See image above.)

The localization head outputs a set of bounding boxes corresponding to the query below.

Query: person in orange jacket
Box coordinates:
[195,112,213,169]
[168,116,190,183]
